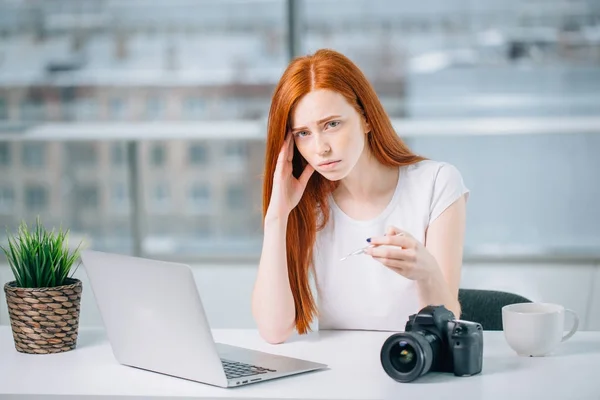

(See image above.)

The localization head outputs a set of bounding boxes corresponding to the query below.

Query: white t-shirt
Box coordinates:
[313,160,470,332]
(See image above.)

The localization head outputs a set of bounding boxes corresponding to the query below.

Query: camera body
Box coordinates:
[380,305,483,382]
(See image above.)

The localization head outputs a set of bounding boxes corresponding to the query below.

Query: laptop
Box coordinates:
[80,250,327,388]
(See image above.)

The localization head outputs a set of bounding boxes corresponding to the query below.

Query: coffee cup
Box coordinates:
[502,302,579,357]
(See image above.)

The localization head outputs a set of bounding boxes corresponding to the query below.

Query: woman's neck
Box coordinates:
[332,148,399,208]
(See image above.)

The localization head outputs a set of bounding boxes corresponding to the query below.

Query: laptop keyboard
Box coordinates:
[221,359,277,379]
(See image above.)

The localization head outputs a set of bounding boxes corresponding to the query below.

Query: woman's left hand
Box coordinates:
[364,226,440,281]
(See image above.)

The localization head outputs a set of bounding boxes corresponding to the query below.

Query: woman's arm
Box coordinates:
[418,194,467,318]
[251,216,297,344]
[365,194,467,318]
[252,133,314,344]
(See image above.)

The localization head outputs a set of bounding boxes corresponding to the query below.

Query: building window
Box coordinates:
[76,184,99,209]
[193,216,211,237]
[189,143,208,165]
[112,182,129,212]
[189,183,211,212]
[0,98,7,120]
[151,143,166,167]
[145,97,164,120]
[225,142,247,159]
[22,143,45,168]
[152,182,170,212]
[0,143,11,166]
[67,143,97,166]
[20,100,45,121]
[226,184,246,208]
[25,185,48,211]
[74,98,97,121]
[0,186,14,212]
[109,98,126,120]
[184,97,205,119]
[224,142,248,171]
[112,143,126,166]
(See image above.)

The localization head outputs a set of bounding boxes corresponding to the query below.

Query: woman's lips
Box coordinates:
[318,160,340,170]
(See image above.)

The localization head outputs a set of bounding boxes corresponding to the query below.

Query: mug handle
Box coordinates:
[561,308,579,342]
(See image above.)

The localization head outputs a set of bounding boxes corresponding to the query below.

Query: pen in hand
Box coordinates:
[339,244,374,261]
[339,231,405,262]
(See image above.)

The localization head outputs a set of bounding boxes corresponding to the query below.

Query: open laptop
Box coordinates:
[80,250,327,388]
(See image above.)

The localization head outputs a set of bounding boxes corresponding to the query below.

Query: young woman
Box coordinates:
[252,49,469,344]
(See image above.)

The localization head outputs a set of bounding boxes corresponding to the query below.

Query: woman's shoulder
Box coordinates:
[403,159,469,223]
[402,159,464,183]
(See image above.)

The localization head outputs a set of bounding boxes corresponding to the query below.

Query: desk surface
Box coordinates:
[1,327,600,400]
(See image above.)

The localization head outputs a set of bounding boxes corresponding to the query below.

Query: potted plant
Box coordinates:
[2,217,83,354]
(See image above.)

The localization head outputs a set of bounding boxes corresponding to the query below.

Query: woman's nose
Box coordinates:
[315,135,331,156]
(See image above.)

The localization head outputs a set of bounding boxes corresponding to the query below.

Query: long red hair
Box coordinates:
[262,49,425,334]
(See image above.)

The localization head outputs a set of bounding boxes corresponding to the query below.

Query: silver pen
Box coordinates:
[339,244,374,261]
[339,232,404,261]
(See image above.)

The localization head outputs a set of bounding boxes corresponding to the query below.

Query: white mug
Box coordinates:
[501,302,579,357]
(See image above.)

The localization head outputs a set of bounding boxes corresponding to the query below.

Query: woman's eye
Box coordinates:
[295,131,309,138]
[327,121,340,128]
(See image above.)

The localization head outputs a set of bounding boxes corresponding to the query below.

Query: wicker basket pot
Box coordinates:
[4,278,82,354]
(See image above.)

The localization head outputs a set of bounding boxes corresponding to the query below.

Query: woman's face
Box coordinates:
[290,89,369,181]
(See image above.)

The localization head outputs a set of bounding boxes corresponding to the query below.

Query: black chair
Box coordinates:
[458,288,532,331]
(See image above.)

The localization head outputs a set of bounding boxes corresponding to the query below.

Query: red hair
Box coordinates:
[262,49,425,334]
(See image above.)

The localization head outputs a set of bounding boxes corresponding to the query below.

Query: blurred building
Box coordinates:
[0,0,288,255]
[0,0,598,256]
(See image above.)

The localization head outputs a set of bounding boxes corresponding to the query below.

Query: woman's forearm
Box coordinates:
[251,216,296,344]
[415,269,462,318]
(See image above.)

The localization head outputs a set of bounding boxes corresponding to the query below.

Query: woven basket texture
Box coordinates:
[4,278,82,354]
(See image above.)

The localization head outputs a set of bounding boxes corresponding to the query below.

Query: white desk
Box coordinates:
[1,327,600,400]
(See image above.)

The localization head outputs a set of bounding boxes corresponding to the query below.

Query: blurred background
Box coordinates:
[0,0,599,330]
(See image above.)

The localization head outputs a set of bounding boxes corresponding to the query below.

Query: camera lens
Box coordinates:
[380,331,441,383]
[390,341,417,373]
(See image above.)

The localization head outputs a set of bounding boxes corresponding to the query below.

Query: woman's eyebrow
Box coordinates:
[292,115,342,131]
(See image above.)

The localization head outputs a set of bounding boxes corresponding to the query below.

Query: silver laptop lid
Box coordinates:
[81,250,228,387]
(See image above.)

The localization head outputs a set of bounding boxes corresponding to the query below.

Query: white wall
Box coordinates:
[0,263,259,330]
[2,261,599,330]
[460,262,598,330]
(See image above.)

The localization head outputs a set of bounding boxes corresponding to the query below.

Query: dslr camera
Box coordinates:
[380,305,483,383]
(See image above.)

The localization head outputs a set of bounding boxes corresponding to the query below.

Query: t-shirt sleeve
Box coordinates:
[429,162,470,224]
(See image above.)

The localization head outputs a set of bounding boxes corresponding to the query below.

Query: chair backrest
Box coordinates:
[458,288,532,330]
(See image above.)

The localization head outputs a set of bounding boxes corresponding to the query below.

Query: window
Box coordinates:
[188,183,211,212]
[0,98,7,120]
[226,184,246,209]
[193,216,212,237]
[60,86,76,103]
[112,143,126,166]
[112,182,129,212]
[0,143,10,166]
[0,0,290,258]
[151,143,166,167]
[222,97,242,118]
[109,98,126,120]
[146,97,164,120]
[225,142,247,159]
[224,142,247,170]
[0,186,14,212]
[74,98,97,121]
[25,185,48,211]
[0,0,596,262]
[22,143,45,168]
[189,143,209,165]
[67,143,97,166]
[20,100,45,121]
[76,184,99,209]
[152,182,170,212]
[184,97,205,119]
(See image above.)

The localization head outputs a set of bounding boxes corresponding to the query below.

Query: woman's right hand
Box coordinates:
[266,133,315,222]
